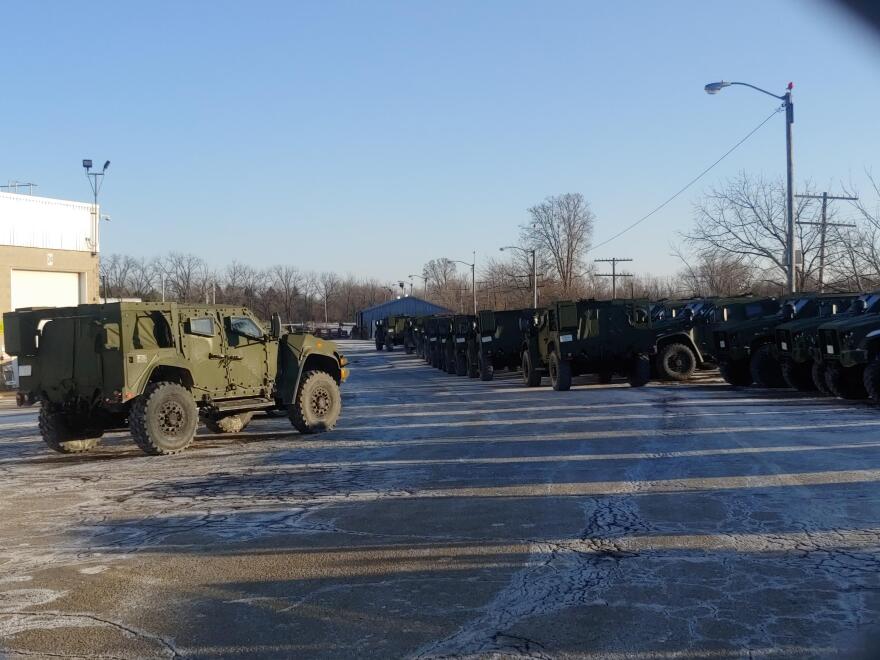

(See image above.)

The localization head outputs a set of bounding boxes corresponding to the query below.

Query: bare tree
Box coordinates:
[317,272,341,323]
[521,193,595,296]
[684,173,831,291]
[269,265,303,323]
[157,253,210,303]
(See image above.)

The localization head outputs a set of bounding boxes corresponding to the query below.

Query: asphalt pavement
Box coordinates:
[0,340,878,659]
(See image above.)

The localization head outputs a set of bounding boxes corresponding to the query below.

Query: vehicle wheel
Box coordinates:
[522,350,542,387]
[750,344,786,388]
[290,370,342,433]
[825,362,867,400]
[719,359,752,386]
[628,354,651,387]
[781,360,816,391]
[479,352,494,381]
[455,352,468,376]
[204,412,254,434]
[549,352,572,391]
[812,361,832,395]
[38,402,101,454]
[466,349,479,378]
[863,358,880,404]
[656,343,696,381]
[597,370,614,385]
[404,343,414,355]
[129,382,198,455]
[445,348,457,375]
[385,341,394,352]
[375,339,382,351]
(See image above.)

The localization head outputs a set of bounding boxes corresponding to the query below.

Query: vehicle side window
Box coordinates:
[188,317,215,337]
[228,316,264,340]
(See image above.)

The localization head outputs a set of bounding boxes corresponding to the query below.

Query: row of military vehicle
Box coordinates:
[3,302,349,456]
[372,291,880,402]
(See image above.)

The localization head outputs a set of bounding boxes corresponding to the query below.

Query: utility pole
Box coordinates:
[595,258,633,299]
[795,192,857,291]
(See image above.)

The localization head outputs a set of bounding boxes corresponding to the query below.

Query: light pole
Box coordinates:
[500,246,538,308]
[450,253,477,314]
[704,80,796,293]
[409,274,427,298]
[82,158,110,256]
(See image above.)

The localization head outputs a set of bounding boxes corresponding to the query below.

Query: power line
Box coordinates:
[590,106,783,252]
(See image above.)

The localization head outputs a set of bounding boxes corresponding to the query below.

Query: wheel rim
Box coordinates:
[158,401,186,436]
[669,351,688,373]
[310,386,332,418]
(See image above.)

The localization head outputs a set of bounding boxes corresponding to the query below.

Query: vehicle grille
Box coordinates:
[819,329,840,356]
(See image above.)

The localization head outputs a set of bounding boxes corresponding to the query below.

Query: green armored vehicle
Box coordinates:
[468,308,532,381]
[378,315,414,353]
[4,303,348,456]
[445,315,477,377]
[374,319,387,351]
[423,316,446,368]
[711,297,781,385]
[648,298,719,381]
[775,293,864,391]
[816,295,880,400]
[712,294,850,387]
[521,299,654,391]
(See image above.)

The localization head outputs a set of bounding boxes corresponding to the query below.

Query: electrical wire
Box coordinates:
[590,105,784,252]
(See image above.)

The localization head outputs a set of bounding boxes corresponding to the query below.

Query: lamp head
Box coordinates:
[82,159,92,170]
[102,160,110,172]
[704,81,731,95]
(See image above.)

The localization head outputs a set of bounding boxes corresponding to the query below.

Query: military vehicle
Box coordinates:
[4,302,348,456]
[521,299,655,391]
[816,294,880,400]
[712,295,852,387]
[443,314,477,377]
[409,316,427,358]
[469,308,532,381]
[775,293,864,391]
[649,298,718,381]
[379,315,415,353]
[423,316,446,368]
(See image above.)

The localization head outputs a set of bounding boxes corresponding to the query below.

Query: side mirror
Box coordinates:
[270,313,282,340]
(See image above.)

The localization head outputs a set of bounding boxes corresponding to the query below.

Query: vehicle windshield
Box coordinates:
[860,294,880,313]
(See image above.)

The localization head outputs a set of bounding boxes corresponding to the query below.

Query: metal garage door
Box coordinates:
[10,270,81,310]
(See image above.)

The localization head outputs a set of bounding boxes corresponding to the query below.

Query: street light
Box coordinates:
[82,158,110,256]
[450,252,477,315]
[408,274,427,298]
[704,80,796,293]
[499,246,538,308]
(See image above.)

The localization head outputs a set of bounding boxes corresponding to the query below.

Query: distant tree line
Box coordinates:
[101,175,880,323]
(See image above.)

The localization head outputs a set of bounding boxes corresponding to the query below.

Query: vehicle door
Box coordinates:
[180,312,228,398]
[222,313,273,397]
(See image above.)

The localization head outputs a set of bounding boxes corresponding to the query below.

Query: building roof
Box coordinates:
[358,296,451,318]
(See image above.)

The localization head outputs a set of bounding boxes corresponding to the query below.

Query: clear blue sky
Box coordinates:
[2,1,879,283]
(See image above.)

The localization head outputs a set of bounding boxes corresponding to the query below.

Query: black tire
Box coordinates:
[375,338,383,351]
[656,343,697,381]
[522,350,542,387]
[129,382,199,455]
[38,401,101,454]
[404,343,414,355]
[825,362,867,400]
[628,354,651,388]
[750,344,786,388]
[455,352,467,377]
[781,360,816,391]
[719,359,752,386]
[466,349,479,378]
[445,347,456,375]
[290,370,342,434]
[549,352,572,391]
[597,370,614,385]
[812,361,832,395]
[204,412,254,434]
[864,358,880,404]
[385,341,394,352]
[479,352,494,381]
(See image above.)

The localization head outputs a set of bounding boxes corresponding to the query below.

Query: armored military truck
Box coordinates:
[775,293,864,391]
[712,295,849,387]
[649,298,719,381]
[4,303,348,456]
[468,308,532,381]
[710,297,781,385]
[816,295,880,400]
[380,315,414,353]
[423,316,446,368]
[444,315,477,377]
[521,299,655,391]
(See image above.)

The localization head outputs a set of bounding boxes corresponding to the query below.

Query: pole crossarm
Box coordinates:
[792,191,858,292]
[594,258,633,299]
